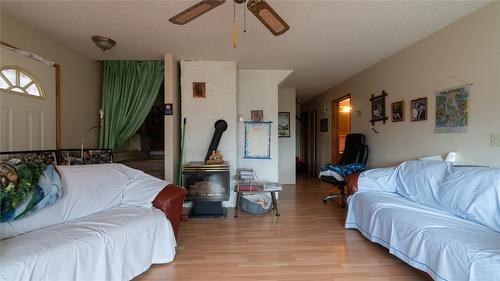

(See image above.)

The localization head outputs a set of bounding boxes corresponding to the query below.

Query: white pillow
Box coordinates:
[1,164,140,239]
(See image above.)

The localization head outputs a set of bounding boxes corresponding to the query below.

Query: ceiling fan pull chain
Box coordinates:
[243,1,247,33]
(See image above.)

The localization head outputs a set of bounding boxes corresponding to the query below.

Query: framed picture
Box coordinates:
[244,121,272,159]
[411,97,427,121]
[192,82,206,98]
[251,110,264,122]
[0,150,57,165]
[320,118,328,132]
[391,100,404,122]
[58,149,113,165]
[370,90,388,125]
[164,103,173,116]
[278,112,290,137]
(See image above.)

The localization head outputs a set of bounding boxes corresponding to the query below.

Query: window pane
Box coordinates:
[11,87,24,93]
[26,84,41,96]
[0,76,8,89]
[19,72,32,87]
[1,69,17,85]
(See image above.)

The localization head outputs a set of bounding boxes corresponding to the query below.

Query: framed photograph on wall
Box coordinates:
[391,100,404,122]
[411,97,427,121]
[251,110,264,122]
[370,90,388,125]
[320,118,328,132]
[278,112,290,137]
[192,82,206,98]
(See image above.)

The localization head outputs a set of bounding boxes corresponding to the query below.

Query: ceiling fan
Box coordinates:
[169,0,289,36]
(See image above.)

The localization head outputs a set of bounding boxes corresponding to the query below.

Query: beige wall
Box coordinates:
[302,2,500,169]
[278,87,296,184]
[238,70,292,185]
[1,13,100,148]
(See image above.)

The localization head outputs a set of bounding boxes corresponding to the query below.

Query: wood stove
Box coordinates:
[183,161,229,217]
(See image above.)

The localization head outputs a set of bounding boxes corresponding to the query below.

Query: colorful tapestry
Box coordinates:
[0,160,63,222]
[435,85,470,133]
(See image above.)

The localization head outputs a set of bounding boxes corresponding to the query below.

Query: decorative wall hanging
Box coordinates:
[164,103,173,115]
[411,97,428,121]
[320,118,328,132]
[192,82,206,98]
[370,90,388,125]
[391,100,404,122]
[244,121,271,159]
[435,85,470,133]
[251,110,264,122]
[278,112,290,137]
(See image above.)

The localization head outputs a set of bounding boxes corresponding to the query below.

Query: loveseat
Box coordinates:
[0,164,185,281]
[345,160,500,281]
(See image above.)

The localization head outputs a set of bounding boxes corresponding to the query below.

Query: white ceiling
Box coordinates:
[1,1,488,100]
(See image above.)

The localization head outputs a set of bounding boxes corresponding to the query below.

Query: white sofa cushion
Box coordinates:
[346,191,500,281]
[0,206,176,281]
[395,160,500,233]
[1,164,168,239]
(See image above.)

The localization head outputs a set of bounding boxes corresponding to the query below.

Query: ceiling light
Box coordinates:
[339,106,352,113]
[91,36,116,52]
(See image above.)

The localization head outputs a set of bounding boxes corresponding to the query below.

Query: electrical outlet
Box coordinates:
[491,133,500,147]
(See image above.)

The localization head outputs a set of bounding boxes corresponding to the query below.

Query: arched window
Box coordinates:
[0,66,44,98]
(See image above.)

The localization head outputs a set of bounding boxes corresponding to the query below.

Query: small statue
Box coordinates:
[206,150,224,165]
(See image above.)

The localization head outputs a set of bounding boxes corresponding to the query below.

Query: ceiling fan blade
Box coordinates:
[169,0,226,25]
[247,0,289,36]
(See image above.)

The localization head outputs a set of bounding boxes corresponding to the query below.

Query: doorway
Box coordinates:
[331,96,351,163]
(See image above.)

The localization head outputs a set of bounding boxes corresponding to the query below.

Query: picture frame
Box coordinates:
[411,97,428,121]
[278,112,290,137]
[164,103,173,116]
[244,121,272,159]
[192,82,206,98]
[58,149,113,165]
[391,100,404,122]
[320,118,328,132]
[370,90,388,125]
[251,110,264,122]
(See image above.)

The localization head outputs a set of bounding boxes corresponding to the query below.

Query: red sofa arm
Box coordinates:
[152,184,186,238]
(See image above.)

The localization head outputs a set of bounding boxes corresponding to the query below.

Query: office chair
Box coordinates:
[321,134,369,208]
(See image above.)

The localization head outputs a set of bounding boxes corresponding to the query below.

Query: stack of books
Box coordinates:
[237,168,256,181]
[236,180,263,191]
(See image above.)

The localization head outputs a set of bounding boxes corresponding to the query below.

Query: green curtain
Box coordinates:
[99,61,164,150]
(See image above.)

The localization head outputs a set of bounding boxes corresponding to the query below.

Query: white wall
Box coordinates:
[278,87,296,184]
[164,54,180,183]
[181,61,238,205]
[237,70,292,183]
[302,2,500,168]
[1,13,100,148]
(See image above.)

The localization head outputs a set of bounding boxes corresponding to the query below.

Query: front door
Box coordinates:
[0,46,56,151]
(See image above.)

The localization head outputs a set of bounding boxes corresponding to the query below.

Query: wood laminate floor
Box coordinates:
[136,176,424,281]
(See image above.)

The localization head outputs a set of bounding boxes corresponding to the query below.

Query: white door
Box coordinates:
[0,46,56,151]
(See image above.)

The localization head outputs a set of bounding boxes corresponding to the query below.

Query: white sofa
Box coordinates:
[0,164,185,281]
[346,160,500,281]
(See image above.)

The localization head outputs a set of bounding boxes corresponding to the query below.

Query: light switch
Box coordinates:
[490,133,500,147]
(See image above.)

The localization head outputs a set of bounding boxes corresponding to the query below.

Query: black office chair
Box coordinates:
[321,134,369,208]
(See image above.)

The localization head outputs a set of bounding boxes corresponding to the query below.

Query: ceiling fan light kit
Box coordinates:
[169,0,289,46]
[91,36,116,52]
